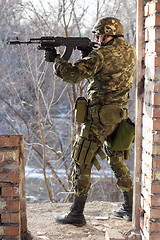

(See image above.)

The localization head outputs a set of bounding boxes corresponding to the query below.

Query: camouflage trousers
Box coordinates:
[72,118,133,197]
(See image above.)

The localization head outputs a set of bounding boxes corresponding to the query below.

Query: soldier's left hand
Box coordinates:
[45,48,58,62]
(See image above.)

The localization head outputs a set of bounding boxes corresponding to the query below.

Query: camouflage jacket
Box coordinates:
[54,37,136,106]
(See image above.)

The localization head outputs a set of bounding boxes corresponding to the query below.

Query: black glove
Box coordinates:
[45,48,58,62]
[80,47,93,58]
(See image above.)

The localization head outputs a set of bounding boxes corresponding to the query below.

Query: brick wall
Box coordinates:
[141,1,160,239]
[0,135,30,240]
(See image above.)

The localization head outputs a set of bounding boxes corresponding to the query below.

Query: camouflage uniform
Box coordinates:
[54,21,136,199]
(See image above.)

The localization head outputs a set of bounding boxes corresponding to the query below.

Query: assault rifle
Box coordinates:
[6,36,98,61]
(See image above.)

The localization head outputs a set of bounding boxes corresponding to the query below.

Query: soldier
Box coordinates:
[45,17,136,226]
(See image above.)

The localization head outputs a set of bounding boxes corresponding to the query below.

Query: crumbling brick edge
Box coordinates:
[0,135,33,240]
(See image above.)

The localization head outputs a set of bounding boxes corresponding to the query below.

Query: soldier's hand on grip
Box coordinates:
[80,47,93,58]
[45,48,58,62]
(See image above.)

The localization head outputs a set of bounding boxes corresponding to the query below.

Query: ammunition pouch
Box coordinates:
[88,104,129,125]
[72,136,99,166]
[72,136,106,171]
[99,105,129,125]
[110,118,135,154]
[75,97,87,123]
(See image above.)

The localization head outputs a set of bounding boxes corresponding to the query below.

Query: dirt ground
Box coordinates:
[27,201,132,240]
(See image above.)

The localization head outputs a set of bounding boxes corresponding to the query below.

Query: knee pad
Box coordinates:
[109,154,133,192]
[117,174,133,192]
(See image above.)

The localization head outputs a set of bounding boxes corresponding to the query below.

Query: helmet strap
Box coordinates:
[103,38,114,46]
[101,35,113,46]
[102,35,123,46]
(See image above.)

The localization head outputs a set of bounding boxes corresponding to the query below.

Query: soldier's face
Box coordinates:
[96,34,104,45]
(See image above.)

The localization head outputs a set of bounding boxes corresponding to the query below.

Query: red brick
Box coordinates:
[0,135,23,148]
[152,169,160,180]
[0,226,20,236]
[143,197,160,218]
[152,144,160,155]
[149,220,160,232]
[154,81,160,92]
[153,120,160,132]
[146,234,160,240]
[0,163,19,174]
[1,186,19,197]
[155,67,160,80]
[4,226,20,236]
[1,212,20,224]
[0,151,18,164]
[151,195,160,207]
[0,201,20,213]
[150,208,160,219]
[6,201,20,212]
[151,183,160,194]
[153,107,160,118]
[0,172,20,183]
[152,156,160,168]
[155,56,160,66]
[153,93,160,105]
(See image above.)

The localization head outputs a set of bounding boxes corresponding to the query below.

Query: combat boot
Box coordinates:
[112,189,133,221]
[55,195,87,227]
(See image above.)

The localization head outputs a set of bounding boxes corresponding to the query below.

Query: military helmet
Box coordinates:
[92,17,124,37]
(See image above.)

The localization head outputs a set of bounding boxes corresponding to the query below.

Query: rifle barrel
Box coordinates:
[6,40,40,45]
